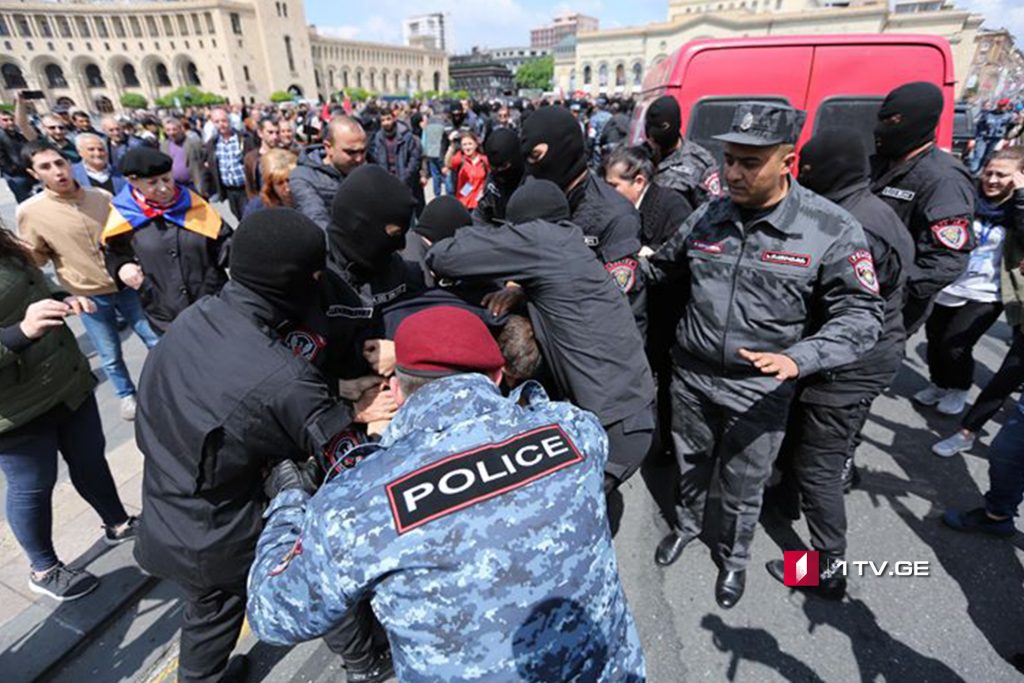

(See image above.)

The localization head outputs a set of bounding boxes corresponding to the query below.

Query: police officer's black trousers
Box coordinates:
[604,401,656,484]
[177,582,384,682]
[669,369,793,572]
[776,398,874,556]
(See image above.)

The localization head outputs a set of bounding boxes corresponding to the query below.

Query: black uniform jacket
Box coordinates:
[134,282,352,589]
[428,218,655,426]
[104,215,230,334]
[870,146,975,301]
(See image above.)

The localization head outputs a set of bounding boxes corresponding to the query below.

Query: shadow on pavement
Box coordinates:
[701,613,827,682]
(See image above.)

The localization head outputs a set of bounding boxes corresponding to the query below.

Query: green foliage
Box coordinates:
[516,56,554,91]
[120,92,148,109]
[154,86,227,108]
[342,87,374,102]
[270,90,294,103]
[413,90,471,101]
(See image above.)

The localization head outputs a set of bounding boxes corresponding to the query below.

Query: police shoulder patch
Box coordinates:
[848,249,879,294]
[605,258,638,293]
[386,425,584,534]
[703,170,722,197]
[285,328,327,362]
[930,218,970,250]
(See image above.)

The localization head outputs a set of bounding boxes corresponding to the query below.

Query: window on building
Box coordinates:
[205,12,215,33]
[126,16,140,37]
[186,61,200,85]
[275,2,281,16]
[84,63,105,87]
[688,96,790,162]
[0,17,9,38]
[192,13,202,35]
[177,15,189,36]
[598,64,608,87]
[583,65,592,84]
[615,64,625,87]
[284,35,295,72]
[74,16,90,38]
[162,16,173,36]
[45,63,66,87]
[94,17,108,38]
[35,16,52,38]
[155,62,171,87]
[218,65,225,81]
[230,13,242,35]
[2,63,27,89]
[15,14,33,37]
[283,3,288,17]
[122,63,140,87]
[112,17,125,38]
[356,71,362,88]
[343,70,349,88]
[243,65,250,80]
[146,16,158,36]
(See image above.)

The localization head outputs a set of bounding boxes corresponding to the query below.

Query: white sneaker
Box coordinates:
[937,389,969,416]
[932,431,976,458]
[913,384,947,406]
[120,396,137,421]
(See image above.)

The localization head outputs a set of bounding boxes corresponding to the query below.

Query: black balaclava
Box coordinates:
[505,179,571,224]
[798,130,869,198]
[230,208,326,319]
[414,195,473,243]
[519,106,587,190]
[644,95,682,155]
[874,82,943,160]
[484,128,525,189]
[330,165,416,271]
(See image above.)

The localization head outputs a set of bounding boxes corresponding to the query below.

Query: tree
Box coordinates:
[154,85,226,108]
[516,56,554,91]
[270,90,293,103]
[120,92,148,109]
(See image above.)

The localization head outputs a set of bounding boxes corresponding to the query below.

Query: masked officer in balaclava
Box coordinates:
[645,95,722,209]
[870,81,975,334]
[473,128,525,225]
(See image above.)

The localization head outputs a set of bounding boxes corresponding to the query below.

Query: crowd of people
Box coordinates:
[0,81,1022,682]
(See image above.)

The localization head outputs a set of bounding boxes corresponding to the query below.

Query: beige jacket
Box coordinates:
[16,184,118,297]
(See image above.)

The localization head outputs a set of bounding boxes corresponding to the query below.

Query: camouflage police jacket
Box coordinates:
[247,373,647,683]
[645,179,884,379]
[654,139,722,209]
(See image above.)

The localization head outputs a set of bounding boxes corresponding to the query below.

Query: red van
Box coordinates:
[630,34,957,159]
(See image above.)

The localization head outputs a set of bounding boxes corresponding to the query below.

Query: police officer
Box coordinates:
[969,98,1017,175]
[426,180,656,492]
[519,106,647,330]
[870,81,976,334]
[246,306,647,682]
[472,128,525,226]
[645,103,884,609]
[134,210,394,683]
[763,130,914,599]
[644,95,721,208]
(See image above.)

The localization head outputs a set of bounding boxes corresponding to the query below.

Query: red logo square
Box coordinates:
[784,550,819,586]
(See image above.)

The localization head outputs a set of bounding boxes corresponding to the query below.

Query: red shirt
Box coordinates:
[449,151,490,209]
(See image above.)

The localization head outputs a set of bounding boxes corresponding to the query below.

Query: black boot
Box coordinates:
[346,649,394,683]
[841,457,860,493]
[654,532,690,566]
[715,569,745,609]
[219,655,249,683]
[766,552,846,601]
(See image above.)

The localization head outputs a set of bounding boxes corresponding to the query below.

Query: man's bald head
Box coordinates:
[323,115,367,175]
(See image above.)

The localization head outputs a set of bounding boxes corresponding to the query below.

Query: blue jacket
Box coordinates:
[367,123,423,191]
[247,373,645,682]
[71,162,126,194]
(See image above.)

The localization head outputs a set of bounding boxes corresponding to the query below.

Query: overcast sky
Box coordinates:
[305,0,1021,53]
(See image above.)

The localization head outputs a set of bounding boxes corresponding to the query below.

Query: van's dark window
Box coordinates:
[813,97,884,154]
[687,97,790,163]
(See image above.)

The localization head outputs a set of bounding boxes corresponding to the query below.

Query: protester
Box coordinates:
[244,117,280,199]
[102,115,144,172]
[246,305,646,682]
[969,98,1017,175]
[70,110,101,140]
[161,117,205,191]
[71,133,126,195]
[444,130,489,210]
[290,115,366,231]
[202,107,255,222]
[406,195,473,286]
[102,147,230,334]
[644,103,883,609]
[24,112,81,163]
[1,108,35,202]
[369,108,423,211]
[243,148,298,218]
[421,110,449,198]
[18,140,158,420]
[0,223,137,602]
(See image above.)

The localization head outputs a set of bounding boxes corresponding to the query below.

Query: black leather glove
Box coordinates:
[264,459,318,499]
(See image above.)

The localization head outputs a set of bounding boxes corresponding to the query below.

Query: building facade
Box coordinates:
[310,29,449,98]
[402,12,451,52]
[454,46,549,76]
[963,29,1024,103]
[448,61,515,99]
[0,0,448,112]
[554,0,983,98]
[531,13,599,50]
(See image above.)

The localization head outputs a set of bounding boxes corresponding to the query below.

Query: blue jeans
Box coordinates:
[426,157,445,197]
[969,138,993,175]
[79,289,159,398]
[0,396,128,571]
[984,409,1024,519]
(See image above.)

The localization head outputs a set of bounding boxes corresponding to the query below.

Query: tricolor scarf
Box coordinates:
[101,183,222,244]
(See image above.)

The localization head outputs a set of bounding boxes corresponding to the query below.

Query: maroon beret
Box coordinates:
[395,306,505,378]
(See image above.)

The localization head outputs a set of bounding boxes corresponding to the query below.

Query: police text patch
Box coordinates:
[386,425,584,534]
[880,186,916,202]
[691,239,724,254]
[761,251,811,268]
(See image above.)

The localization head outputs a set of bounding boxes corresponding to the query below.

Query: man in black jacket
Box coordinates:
[427,180,656,493]
[368,109,423,213]
[764,130,915,599]
[0,108,33,202]
[870,82,976,334]
[134,209,394,683]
